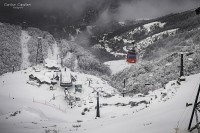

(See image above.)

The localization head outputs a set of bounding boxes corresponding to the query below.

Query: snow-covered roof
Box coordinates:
[31,72,51,84]
[29,67,56,84]
[44,59,59,69]
[61,68,71,83]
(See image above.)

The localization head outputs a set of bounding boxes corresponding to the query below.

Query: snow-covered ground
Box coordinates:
[122,28,178,54]
[0,62,199,133]
[81,75,200,133]
[104,60,132,74]
[143,21,166,33]
[97,21,177,56]
[118,21,125,26]
[136,29,178,50]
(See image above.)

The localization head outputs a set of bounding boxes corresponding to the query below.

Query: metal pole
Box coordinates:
[123,79,126,97]
[61,57,63,67]
[124,79,126,88]
[123,90,125,97]
[96,92,100,117]
[195,109,200,133]
[12,65,15,73]
[188,84,200,130]
[180,53,184,77]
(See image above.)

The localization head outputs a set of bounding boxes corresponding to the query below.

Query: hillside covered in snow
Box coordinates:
[107,10,200,96]
[0,63,200,133]
[91,10,200,61]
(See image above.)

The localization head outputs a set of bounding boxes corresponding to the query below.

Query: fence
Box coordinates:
[32,98,68,113]
[6,92,71,114]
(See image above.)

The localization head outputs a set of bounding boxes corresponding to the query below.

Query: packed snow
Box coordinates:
[104,44,112,53]
[129,27,143,35]
[123,46,129,52]
[97,21,170,57]
[114,36,123,41]
[110,52,126,57]
[118,21,125,26]
[136,29,178,52]
[104,60,132,74]
[143,22,166,33]
[123,39,135,44]
[128,21,166,35]
[92,44,104,49]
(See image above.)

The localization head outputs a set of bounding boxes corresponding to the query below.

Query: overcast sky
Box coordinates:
[116,0,200,21]
[30,0,200,21]
[1,0,200,22]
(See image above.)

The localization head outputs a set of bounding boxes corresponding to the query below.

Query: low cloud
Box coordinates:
[116,0,200,21]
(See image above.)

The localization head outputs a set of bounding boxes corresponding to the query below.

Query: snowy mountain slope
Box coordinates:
[143,21,166,33]
[0,61,200,133]
[94,27,179,60]
[0,64,131,132]
[135,29,178,51]
[95,21,169,57]
[76,74,200,133]
[121,28,178,56]
[110,24,200,95]
[91,10,200,61]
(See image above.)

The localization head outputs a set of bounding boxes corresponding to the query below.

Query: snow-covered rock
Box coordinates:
[143,21,166,33]
[136,28,178,52]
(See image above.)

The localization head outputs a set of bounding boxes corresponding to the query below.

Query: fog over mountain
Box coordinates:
[117,0,200,21]
[0,0,199,41]
[1,0,200,24]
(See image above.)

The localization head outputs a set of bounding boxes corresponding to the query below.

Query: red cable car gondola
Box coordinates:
[127,48,137,63]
